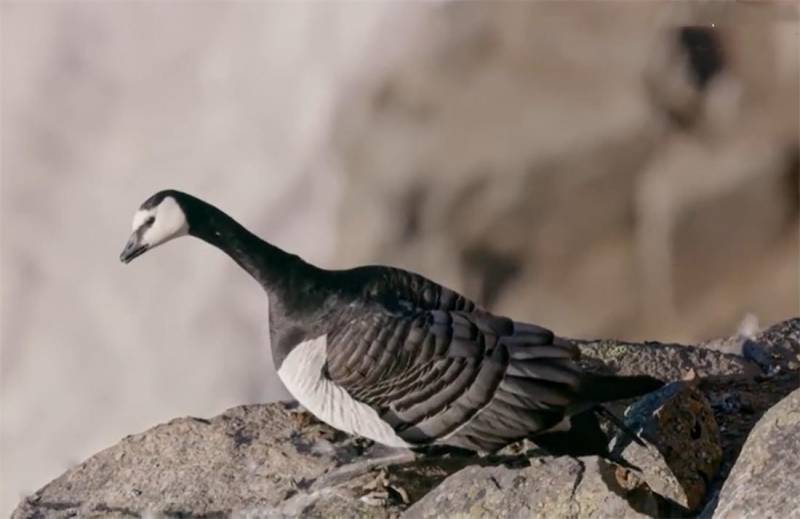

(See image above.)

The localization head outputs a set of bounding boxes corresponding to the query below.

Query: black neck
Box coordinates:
[182,196,303,291]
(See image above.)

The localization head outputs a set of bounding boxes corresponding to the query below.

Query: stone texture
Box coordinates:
[403,456,660,519]
[701,318,800,374]
[706,388,800,518]
[12,404,417,519]
[611,382,722,511]
[577,339,760,381]
[697,373,800,516]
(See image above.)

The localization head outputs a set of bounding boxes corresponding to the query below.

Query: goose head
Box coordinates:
[120,190,190,263]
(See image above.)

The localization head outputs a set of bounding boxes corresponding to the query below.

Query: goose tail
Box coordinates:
[579,373,664,403]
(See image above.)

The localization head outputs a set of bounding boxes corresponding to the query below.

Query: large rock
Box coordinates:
[611,382,722,511]
[12,404,422,519]
[404,456,660,518]
[708,388,800,518]
[696,318,800,508]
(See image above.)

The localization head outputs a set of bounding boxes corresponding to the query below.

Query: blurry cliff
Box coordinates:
[1,1,797,515]
[331,2,799,341]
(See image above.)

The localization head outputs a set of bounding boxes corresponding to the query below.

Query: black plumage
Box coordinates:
[124,190,664,457]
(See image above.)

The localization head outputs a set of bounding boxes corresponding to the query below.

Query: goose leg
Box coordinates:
[314,444,417,488]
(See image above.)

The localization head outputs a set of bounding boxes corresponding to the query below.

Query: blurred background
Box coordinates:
[1,1,797,514]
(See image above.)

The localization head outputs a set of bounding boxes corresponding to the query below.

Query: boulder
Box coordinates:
[611,382,722,511]
[707,388,800,518]
[12,404,424,519]
[695,318,800,510]
[404,456,660,519]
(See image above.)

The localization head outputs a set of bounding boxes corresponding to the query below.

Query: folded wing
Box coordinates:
[324,301,584,452]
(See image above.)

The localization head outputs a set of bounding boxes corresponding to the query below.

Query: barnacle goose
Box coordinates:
[121,190,663,457]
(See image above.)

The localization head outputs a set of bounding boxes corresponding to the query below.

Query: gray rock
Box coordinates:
[697,371,799,516]
[709,388,800,518]
[576,339,760,380]
[12,403,414,518]
[611,382,722,511]
[403,456,660,518]
[701,318,800,374]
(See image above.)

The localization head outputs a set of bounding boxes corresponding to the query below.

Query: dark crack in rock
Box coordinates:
[700,382,800,518]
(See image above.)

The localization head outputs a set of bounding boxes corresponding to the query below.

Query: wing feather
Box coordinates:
[320,266,588,451]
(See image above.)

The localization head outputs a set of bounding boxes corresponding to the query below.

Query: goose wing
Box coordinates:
[324,301,583,451]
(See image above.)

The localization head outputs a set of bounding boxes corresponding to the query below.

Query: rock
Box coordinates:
[11,403,433,519]
[701,318,800,375]
[576,339,760,380]
[611,382,722,511]
[583,320,800,513]
[403,456,661,518]
[697,371,799,513]
[706,388,800,518]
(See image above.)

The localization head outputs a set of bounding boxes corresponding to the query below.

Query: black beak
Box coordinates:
[120,233,148,264]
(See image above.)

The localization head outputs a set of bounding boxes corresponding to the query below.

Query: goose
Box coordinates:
[120,190,663,458]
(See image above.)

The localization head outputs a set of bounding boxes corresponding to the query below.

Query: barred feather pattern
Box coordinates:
[320,267,590,452]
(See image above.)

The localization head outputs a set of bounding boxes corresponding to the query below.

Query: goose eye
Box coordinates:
[145,216,155,226]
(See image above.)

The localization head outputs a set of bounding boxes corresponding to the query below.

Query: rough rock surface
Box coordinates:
[696,319,800,512]
[700,317,800,374]
[706,388,800,518]
[611,383,722,511]
[404,456,660,519]
[12,404,417,519]
[577,339,759,380]
[14,319,800,518]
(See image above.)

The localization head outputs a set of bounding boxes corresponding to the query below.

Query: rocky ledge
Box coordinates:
[14,319,800,518]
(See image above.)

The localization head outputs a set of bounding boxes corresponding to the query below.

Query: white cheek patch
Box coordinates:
[131,196,189,248]
[131,208,155,232]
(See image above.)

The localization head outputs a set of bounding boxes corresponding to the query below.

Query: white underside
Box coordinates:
[277,336,410,448]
